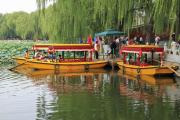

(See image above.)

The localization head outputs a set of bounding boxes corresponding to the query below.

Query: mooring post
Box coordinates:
[112,59,114,70]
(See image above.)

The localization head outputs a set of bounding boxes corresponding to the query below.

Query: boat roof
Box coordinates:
[32,44,93,51]
[121,45,164,53]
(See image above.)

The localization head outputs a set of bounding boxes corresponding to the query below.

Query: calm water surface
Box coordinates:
[0,66,180,120]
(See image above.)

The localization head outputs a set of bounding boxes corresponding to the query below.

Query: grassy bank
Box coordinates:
[0,40,34,64]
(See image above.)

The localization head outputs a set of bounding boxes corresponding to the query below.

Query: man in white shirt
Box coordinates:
[155,35,160,45]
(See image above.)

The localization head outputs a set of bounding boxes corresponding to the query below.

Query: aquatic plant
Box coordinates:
[0,40,34,64]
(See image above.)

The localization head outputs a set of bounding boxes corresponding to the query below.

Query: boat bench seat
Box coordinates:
[140,63,150,66]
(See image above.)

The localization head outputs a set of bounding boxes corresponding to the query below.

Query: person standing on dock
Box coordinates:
[110,39,117,58]
[155,35,160,45]
[94,40,100,59]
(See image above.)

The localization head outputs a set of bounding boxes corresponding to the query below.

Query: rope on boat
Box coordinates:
[9,60,28,71]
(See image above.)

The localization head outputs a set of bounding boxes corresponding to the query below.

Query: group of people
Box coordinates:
[91,33,162,60]
[24,50,60,62]
[93,36,122,60]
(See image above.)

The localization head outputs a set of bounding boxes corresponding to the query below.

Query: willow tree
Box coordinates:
[36,0,180,43]
[153,0,180,40]
[37,0,96,43]
[36,0,152,41]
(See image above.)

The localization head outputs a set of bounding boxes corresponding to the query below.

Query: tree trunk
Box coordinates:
[145,24,153,44]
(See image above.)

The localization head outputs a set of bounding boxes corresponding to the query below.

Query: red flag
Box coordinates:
[87,35,92,45]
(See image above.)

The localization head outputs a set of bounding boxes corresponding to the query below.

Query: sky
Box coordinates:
[0,0,37,14]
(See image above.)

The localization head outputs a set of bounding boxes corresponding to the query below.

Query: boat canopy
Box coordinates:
[32,44,93,51]
[120,45,164,54]
[95,29,126,37]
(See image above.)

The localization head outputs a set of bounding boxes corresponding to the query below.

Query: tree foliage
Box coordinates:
[0,0,180,42]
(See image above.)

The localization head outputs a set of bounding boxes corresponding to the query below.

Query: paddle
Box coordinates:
[153,59,180,77]
[9,61,27,71]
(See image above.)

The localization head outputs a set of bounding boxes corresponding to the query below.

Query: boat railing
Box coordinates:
[59,58,92,62]
[124,59,160,67]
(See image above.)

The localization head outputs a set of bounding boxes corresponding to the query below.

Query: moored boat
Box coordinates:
[117,45,174,75]
[13,44,108,71]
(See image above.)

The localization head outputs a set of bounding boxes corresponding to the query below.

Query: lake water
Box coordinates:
[0,66,180,120]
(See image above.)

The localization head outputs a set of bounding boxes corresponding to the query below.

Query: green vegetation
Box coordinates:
[0,0,180,42]
[37,0,180,41]
[0,41,34,64]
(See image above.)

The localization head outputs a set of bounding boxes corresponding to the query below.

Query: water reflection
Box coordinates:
[1,65,180,120]
[118,71,176,104]
[15,66,111,94]
[14,66,114,120]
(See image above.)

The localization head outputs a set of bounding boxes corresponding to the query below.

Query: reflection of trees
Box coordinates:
[174,100,180,119]
[34,71,114,120]
[46,73,123,120]
[36,91,47,120]
[117,73,178,120]
[16,68,179,120]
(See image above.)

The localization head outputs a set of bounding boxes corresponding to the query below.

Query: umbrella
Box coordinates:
[95,29,126,37]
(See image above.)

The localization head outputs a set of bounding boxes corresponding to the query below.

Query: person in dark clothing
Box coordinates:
[110,40,117,58]
[172,33,176,41]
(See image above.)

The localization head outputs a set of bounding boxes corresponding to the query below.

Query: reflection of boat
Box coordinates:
[117,45,174,75]
[140,75,175,85]
[119,74,155,102]
[13,44,108,70]
[119,84,154,101]
[15,66,110,94]
[15,64,109,77]
[118,72,175,103]
[118,71,175,86]
[24,68,108,78]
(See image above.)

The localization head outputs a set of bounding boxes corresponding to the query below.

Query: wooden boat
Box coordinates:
[13,44,108,71]
[117,45,174,75]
